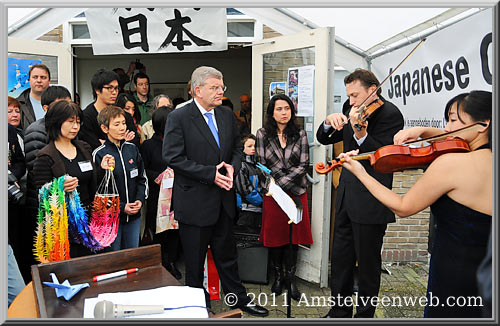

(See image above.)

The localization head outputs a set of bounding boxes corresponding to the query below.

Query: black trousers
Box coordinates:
[329,203,387,318]
[179,209,248,308]
[154,229,181,265]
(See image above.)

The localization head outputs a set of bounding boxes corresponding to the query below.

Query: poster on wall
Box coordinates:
[287,65,314,117]
[8,58,41,97]
[86,8,227,55]
[269,81,286,99]
[372,9,492,129]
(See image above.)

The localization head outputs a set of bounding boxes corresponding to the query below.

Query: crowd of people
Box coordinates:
[7,63,492,319]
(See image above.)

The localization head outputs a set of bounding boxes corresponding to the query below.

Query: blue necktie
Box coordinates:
[204,112,220,147]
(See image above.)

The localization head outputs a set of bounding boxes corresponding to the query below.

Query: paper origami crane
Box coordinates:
[43,272,90,301]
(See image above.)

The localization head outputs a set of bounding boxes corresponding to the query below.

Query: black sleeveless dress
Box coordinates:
[424,194,491,317]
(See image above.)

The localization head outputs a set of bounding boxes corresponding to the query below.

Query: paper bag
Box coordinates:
[154,168,178,234]
[203,248,221,300]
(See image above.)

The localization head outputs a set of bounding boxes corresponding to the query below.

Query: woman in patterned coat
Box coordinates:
[255,94,313,301]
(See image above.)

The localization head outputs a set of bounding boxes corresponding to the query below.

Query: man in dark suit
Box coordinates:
[317,69,404,318]
[163,66,268,317]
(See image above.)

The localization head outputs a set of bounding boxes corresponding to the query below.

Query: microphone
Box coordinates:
[93,300,165,318]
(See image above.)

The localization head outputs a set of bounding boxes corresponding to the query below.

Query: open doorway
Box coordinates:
[73,45,252,113]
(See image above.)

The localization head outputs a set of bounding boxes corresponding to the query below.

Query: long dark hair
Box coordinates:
[152,106,174,137]
[444,90,492,146]
[116,92,141,124]
[264,94,300,141]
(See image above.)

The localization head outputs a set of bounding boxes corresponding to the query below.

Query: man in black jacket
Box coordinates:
[16,64,50,130]
[317,69,404,318]
[163,66,268,317]
[79,69,140,150]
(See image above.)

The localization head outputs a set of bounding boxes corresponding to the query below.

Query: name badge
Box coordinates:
[163,177,174,189]
[130,168,138,178]
[78,161,93,172]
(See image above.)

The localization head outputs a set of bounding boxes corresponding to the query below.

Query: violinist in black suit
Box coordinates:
[162,66,268,317]
[317,69,404,318]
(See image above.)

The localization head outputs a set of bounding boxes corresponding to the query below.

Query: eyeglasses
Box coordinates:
[206,85,227,92]
[102,86,119,93]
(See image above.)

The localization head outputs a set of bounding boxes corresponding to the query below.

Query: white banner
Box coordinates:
[86,8,227,55]
[372,9,492,129]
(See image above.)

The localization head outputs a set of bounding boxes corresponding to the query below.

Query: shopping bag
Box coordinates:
[203,248,221,300]
[89,168,120,247]
[154,168,178,233]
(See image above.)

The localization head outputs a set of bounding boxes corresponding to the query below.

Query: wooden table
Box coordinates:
[7,281,241,319]
[8,245,241,319]
[8,282,37,318]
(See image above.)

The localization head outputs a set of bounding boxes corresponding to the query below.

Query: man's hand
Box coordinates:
[224,162,234,183]
[349,106,368,138]
[63,176,79,193]
[214,162,233,191]
[125,130,135,141]
[127,62,136,75]
[325,113,348,131]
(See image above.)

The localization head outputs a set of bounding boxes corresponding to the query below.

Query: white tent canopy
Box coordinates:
[6,7,486,59]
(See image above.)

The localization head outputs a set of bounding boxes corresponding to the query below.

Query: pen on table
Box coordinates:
[93,268,139,282]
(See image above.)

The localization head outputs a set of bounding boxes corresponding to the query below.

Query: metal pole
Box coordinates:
[287,222,292,318]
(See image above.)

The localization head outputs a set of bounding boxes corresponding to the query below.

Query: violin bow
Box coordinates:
[402,122,488,146]
[328,38,427,135]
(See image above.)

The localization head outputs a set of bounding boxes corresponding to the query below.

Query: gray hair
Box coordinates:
[150,94,171,115]
[191,66,223,90]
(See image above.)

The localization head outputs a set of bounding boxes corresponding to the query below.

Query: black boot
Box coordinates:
[166,262,182,280]
[284,245,301,301]
[270,247,284,295]
[286,265,301,301]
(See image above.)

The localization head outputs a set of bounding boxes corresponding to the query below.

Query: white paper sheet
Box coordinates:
[267,178,303,224]
[84,286,208,319]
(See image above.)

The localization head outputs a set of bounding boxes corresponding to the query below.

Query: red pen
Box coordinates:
[93,268,138,282]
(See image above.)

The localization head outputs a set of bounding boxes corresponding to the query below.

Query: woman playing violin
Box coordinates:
[339,90,492,318]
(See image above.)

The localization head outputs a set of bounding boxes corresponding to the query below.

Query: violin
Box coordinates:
[350,39,426,131]
[315,137,470,174]
[355,99,384,129]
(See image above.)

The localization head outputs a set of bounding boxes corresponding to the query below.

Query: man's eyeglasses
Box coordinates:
[102,86,119,93]
[206,85,227,92]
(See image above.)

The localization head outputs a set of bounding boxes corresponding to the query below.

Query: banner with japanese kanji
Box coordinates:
[85,8,227,55]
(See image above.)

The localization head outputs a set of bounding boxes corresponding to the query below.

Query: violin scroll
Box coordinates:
[315,160,343,174]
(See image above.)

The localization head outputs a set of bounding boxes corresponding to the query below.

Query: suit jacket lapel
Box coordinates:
[190,103,220,153]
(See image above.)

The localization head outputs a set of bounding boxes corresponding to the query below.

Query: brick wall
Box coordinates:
[263,25,282,39]
[37,25,63,42]
[382,170,430,262]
